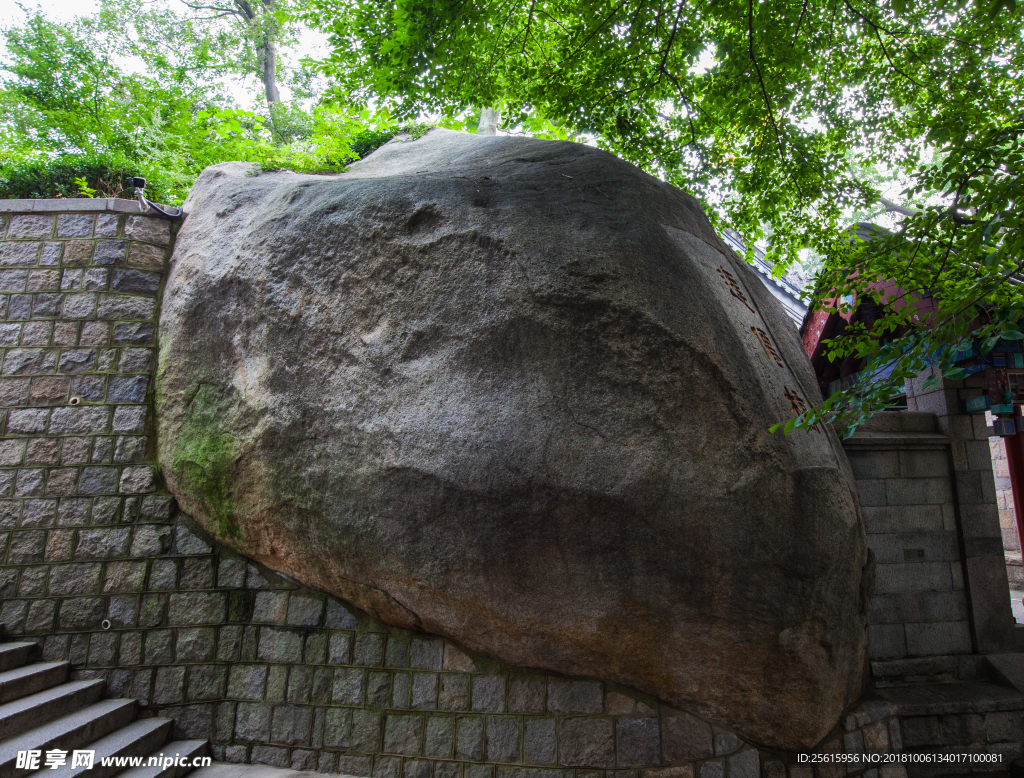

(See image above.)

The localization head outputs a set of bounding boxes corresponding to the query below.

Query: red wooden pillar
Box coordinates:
[1001,425,1024,555]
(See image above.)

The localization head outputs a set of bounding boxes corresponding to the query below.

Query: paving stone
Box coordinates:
[384,713,424,755]
[228,664,267,700]
[0,243,40,266]
[112,404,147,433]
[22,498,57,526]
[662,713,713,761]
[94,240,127,265]
[167,591,226,625]
[176,626,215,661]
[266,664,288,702]
[457,715,484,761]
[125,216,172,246]
[175,522,212,554]
[368,671,391,707]
[78,466,119,494]
[258,627,304,663]
[323,707,354,748]
[333,667,366,705]
[62,293,97,318]
[387,636,411,668]
[57,595,105,629]
[698,760,723,778]
[87,631,118,666]
[111,268,161,294]
[509,677,545,714]
[548,680,602,714]
[49,561,102,594]
[524,718,556,764]
[473,675,506,713]
[411,637,444,669]
[444,644,475,672]
[56,215,94,237]
[393,672,412,708]
[617,718,660,767]
[412,672,439,709]
[303,630,327,665]
[488,716,521,763]
[14,467,46,496]
[325,598,360,629]
[338,756,374,777]
[352,709,383,752]
[559,718,614,768]
[103,560,147,592]
[404,760,432,778]
[271,704,313,746]
[75,526,130,558]
[18,565,47,595]
[180,557,214,589]
[356,632,386,666]
[425,716,454,758]
[128,525,172,558]
[373,756,402,778]
[113,321,154,345]
[329,631,352,664]
[250,591,286,622]
[126,243,166,271]
[0,599,28,632]
[107,594,138,627]
[440,674,469,711]
[236,702,273,741]
[25,599,56,633]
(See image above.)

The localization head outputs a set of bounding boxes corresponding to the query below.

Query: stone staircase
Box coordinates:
[0,642,207,778]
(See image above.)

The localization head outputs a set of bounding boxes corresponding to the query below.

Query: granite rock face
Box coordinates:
[158,129,868,750]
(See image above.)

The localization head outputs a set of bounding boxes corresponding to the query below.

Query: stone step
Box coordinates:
[117,740,209,778]
[0,664,69,706]
[0,698,137,778]
[875,679,1024,716]
[987,652,1024,694]
[0,646,36,675]
[33,717,173,778]
[0,680,105,743]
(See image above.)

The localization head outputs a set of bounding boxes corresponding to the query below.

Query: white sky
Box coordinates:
[1,0,330,106]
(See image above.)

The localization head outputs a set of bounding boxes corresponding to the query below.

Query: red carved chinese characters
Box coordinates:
[717,266,755,313]
[785,386,822,433]
[751,326,783,367]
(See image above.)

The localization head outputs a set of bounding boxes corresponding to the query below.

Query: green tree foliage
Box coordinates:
[0,1,425,203]
[306,0,1024,434]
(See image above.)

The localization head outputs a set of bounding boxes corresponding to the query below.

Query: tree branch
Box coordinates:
[747,0,785,157]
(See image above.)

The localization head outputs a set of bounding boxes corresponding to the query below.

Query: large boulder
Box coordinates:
[158,129,868,750]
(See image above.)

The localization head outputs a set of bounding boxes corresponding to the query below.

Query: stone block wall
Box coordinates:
[844,434,975,676]
[0,199,1014,778]
[986,435,1018,554]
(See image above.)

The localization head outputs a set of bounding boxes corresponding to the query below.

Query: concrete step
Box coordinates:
[987,652,1024,693]
[0,664,69,705]
[33,717,173,778]
[117,740,209,778]
[0,646,36,675]
[0,698,137,778]
[0,680,105,743]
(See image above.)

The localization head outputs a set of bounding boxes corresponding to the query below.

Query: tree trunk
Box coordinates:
[261,34,281,105]
[476,106,500,135]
